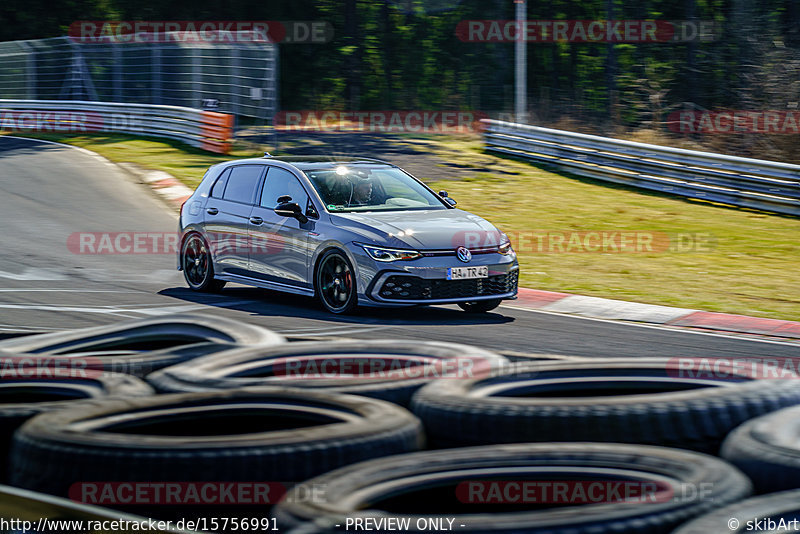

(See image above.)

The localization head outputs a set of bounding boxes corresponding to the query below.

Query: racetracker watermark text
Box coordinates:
[274,111,488,133]
[456,20,717,42]
[668,110,800,134]
[455,480,709,504]
[668,357,800,379]
[69,21,334,44]
[0,111,137,133]
[454,230,716,253]
[0,354,149,379]
[67,231,716,255]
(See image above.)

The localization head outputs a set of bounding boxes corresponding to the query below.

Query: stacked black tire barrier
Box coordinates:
[721,405,800,493]
[9,387,424,519]
[0,314,283,486]
[147,340,508,406]
[4,314,800,532]
[273,443,752,534]
[0,374,153,483]
[672,489,800,534]
[410,359,800,452]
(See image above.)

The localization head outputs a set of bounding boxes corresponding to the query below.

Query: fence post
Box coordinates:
[19,41,36,100]
[112,43,122,102]
[230,46,241,117]
[59,39,98,101]
[191,47,201,109]
[152,45,162,105]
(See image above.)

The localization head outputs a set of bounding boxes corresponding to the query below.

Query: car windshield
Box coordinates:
[303,165,447,212]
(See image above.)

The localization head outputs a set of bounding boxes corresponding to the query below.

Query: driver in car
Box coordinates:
[350,176,374,206]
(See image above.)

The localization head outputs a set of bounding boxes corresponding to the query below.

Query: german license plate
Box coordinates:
[447,266,489,280]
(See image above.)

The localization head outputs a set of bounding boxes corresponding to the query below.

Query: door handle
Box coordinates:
[249,216,263,225]
[206,207,218,215]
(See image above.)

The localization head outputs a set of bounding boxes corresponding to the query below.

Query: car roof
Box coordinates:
[222,155,397,171]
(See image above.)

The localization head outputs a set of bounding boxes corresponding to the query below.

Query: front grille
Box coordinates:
[377,271,518,300]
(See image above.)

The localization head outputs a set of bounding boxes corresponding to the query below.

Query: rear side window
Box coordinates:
[210,168,231,199]
[223,165,264,204]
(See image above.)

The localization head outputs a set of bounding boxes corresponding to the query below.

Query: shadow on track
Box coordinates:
[158,286,515,327]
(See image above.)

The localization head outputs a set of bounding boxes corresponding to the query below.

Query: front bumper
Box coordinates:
[350,243,519,306]
[368,270,518,304]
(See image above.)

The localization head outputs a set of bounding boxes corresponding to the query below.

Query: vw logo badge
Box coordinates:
[456,246,472,263]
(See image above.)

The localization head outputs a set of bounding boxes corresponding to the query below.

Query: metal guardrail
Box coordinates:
[481,119,800,216]
[0,99,233,153]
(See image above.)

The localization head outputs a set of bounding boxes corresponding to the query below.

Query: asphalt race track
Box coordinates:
[1,136,798,360]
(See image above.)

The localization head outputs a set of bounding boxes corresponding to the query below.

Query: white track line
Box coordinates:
[501,303,800,347]
[0,289,139,293]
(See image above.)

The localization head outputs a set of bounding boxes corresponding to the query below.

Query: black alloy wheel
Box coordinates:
[316,250,357,314]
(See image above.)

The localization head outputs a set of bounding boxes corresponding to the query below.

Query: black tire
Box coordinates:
[58,342,240,378]
[672,489,800,534]
[457,298,503,313]
[146,340,507,406]
[315,249,357,314]
[410,358,800,452]
[0,313,283,354]
[0,374,152,482]
[274,442,752,534]
[720,405,800,493]
[9,387,423,519]
[497,351,588,363]
[181,233,226,292]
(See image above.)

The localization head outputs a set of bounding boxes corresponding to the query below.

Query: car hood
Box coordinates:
[330,209,501,250]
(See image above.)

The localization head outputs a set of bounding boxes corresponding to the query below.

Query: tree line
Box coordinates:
[2,0,800,142]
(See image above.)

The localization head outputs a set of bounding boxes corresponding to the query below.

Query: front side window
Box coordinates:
[304,166,446,212]
[260,167,309,209]
[222,165,264,204]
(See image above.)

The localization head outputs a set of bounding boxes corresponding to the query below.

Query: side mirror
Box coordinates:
[275,200,309,224]
[439,190,457,207]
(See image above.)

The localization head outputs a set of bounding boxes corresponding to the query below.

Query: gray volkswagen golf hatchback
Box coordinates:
[178,156,518,314]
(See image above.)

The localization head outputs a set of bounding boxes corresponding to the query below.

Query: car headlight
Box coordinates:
[498,232,514,255]
[358,243,422,262]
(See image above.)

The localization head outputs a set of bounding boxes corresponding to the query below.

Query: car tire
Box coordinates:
[672,489,800,534]
[457,298,502,313]
[410,358,800,452]
[146,340,507,406]
[315,249,357,314]
[9,387,423,519]
[720,405,800,493]
[0,374,152,482]
[273,442,751,534]
[181,233,226,292]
